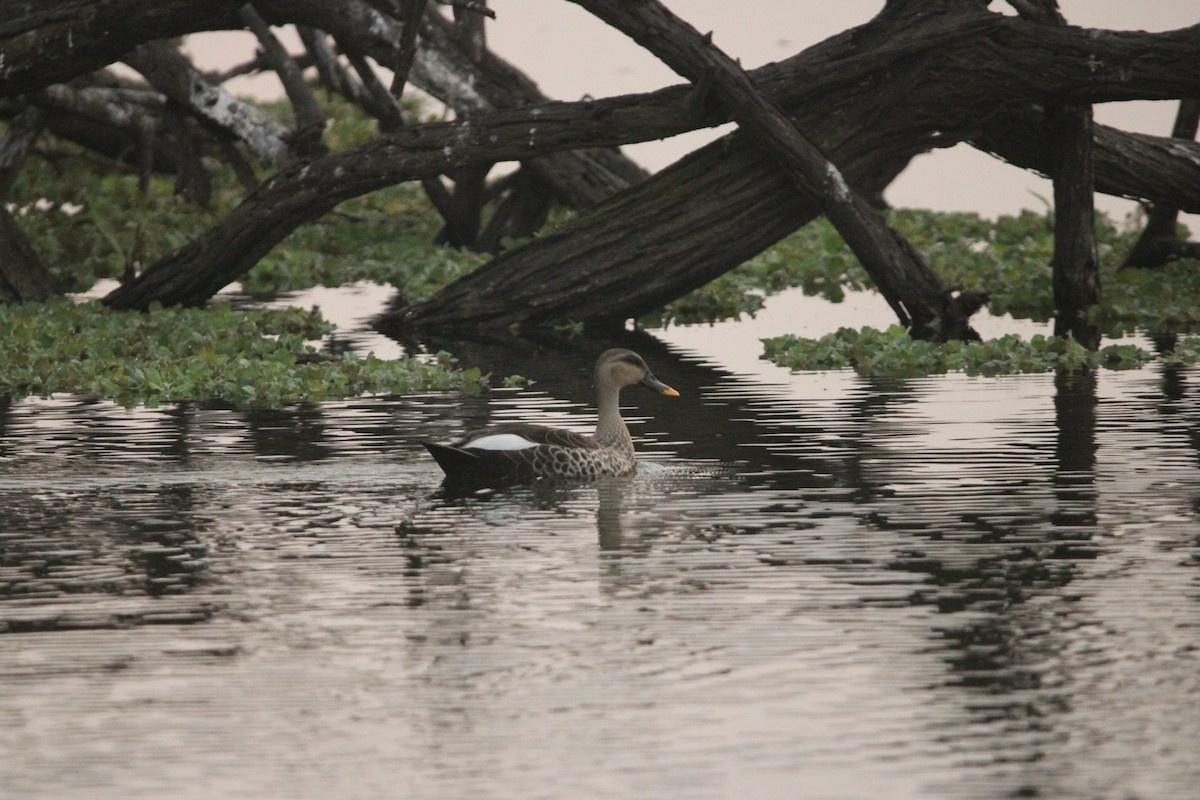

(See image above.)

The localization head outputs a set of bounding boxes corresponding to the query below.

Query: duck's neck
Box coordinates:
[595,381,633,450]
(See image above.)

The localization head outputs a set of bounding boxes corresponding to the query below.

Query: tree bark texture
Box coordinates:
[568,0,974,339]
[123,41,294,167]
[1047,104,1100,345]
[0,1,242,98]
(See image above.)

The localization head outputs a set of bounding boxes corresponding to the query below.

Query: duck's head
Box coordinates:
[596,349,679,397]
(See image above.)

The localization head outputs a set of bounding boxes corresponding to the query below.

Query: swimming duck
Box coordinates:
[423,348,679,483]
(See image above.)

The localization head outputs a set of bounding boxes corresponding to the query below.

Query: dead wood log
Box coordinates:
[388,7,1200,335]
[974,111,1200,214]
[123,40,294,167]
[256,0,648,207]
[101,99,665,310]
[0,1,242,98]
[567,0,978,340]
[102,6,1200,321]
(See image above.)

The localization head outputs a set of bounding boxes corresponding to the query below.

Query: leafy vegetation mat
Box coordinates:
[650,207,1199,377]
[6,95,1200,402]
[0,301,484,408]
[762,325,1200,378]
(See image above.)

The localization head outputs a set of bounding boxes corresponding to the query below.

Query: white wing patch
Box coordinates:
[463,433,540,451]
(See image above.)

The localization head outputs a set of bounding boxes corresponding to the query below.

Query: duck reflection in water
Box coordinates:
[423,349,679,486]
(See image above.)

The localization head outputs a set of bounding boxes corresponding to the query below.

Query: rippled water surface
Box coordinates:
[2,300,1199,799]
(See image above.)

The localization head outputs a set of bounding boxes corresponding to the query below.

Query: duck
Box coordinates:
[423,348,679,483]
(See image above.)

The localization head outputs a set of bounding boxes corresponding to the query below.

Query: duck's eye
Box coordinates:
[620,355,644,369]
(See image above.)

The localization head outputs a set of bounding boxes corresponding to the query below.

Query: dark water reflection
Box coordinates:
[1,340,1199,799]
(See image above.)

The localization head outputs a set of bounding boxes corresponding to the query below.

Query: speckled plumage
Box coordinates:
[423,349,678,483]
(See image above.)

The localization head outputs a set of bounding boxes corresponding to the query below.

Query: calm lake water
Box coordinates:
[2,287,1199,799]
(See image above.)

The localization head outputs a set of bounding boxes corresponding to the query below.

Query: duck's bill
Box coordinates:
[641,373,680,397]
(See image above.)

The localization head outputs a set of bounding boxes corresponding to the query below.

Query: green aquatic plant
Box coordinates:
[649,208,1198,330]
[761,325,1166,378]
[0,300,485,408]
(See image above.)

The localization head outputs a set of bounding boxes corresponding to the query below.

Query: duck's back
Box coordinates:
[424,423,635,481]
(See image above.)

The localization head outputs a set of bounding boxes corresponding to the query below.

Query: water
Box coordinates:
[2,290,1199,799]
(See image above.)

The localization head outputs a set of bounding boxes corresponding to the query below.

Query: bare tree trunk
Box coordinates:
[1047,104,1100,345]
[1010,1,1102,345]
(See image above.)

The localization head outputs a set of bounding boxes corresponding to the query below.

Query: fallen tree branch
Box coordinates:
[567,0,976,339]
[102,5,1200,321]
[257,0,649,206]
[0,0,243,98]
[391,0,429,97]
[390,7,1200,334]
[123,40,295,166]
[241,3,327,157]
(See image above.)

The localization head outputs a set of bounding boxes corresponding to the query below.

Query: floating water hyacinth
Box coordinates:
[0,300,486,408]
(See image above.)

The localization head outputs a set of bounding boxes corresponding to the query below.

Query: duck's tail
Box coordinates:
[421,442,482,476]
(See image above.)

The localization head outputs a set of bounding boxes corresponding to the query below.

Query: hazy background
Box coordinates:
[186,1,1200,231]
